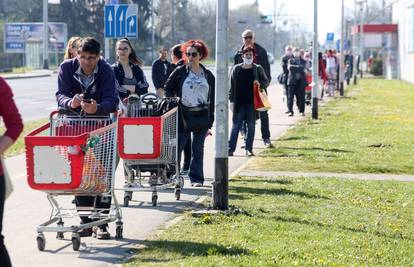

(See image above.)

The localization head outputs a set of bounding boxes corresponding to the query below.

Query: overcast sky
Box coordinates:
[229,0,354,43]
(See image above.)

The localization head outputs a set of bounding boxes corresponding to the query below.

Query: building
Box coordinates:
[393,0,414,83]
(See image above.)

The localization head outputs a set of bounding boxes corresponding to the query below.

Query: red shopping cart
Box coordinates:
[25,110,123,251]
[117,93,183,207]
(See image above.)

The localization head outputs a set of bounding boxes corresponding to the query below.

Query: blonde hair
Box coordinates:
[64,36,81,60]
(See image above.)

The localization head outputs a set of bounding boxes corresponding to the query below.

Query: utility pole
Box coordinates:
[312,0,319,120]
[339,0,345,96]
[151,0,155,63]
[171,0,176,44]
[272,0,277,56]
[212,0,229,210]
[42,0,49,69]
[353,0,358,84]
[358,0,366,79]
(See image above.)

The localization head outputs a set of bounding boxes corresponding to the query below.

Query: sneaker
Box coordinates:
[180,169,190,176]
[245,150,255,156]
[96,226,111,240]
[79,227,93,237]
[263,139,274,148]
[228,151,234,157]
[300,112,305,116]
[191,182,203,187]
[288,112,294,117]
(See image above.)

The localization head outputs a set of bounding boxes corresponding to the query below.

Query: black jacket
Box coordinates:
[287,57,307,86]
[152,58,172,89]
[112,61,149,99]
[164,64,215,129]
[169,59,185,75]
[234,43,271,82]
[229,63,269,113]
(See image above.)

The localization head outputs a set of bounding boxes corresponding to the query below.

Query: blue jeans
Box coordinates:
[229,104,256,152]
[178,128,208,184]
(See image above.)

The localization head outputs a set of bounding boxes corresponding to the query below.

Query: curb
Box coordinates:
[3,73,52,80]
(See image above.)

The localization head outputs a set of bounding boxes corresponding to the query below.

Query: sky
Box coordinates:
[229,0,353,43]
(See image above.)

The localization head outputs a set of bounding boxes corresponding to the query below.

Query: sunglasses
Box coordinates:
[117,47,129,51]
[243,36,253,40]
[186,52,199,57]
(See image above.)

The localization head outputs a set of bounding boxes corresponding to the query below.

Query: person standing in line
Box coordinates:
[56,37,119,239]
[112,38,149,102]
[64,36,82,60]
[234,29,273,148]
[229,46,269,157]
[152,48,172,97]
[0,77,24,267]
[287,47,306,116]
[164,39,215,187]
[169,44,191,175]
[281,45,293,113]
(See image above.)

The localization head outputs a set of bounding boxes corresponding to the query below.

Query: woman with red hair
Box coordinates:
[164,39,215,187]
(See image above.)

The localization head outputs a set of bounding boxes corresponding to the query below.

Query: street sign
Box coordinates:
[4,23,67,53]
[326,32,335,42]
[104,4,138,38]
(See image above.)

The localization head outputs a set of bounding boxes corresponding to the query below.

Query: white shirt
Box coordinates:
[181,70,209,107]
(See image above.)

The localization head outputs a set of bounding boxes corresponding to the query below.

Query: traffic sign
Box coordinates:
[326,32,335,42]
[104,4,138,38]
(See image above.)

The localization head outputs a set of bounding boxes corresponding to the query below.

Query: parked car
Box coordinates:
[267,52,275,64]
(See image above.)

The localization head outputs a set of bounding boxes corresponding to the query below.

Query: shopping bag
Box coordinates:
[1,156,13,199]
[253,83,272,111]
[80,149,108,194]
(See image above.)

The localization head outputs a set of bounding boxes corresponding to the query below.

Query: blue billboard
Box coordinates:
[4,23,67,53]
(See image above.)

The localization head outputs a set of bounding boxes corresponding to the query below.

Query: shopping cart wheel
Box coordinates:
[152,193,158,207]
[71,233,81,251]
[123,194,131,207]
[178,175,185,189]
[36,233,46,251]
[115,222,123,240]
[175,188,181,200]
[56,219,64,239]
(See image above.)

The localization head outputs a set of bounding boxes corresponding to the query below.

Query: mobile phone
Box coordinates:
[82,98,93,104]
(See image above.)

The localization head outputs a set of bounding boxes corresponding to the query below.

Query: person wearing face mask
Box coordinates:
[287,47,306,116]
[234,29,273,149]
[229,46,269,156]
[281,45,293,112]
[164,39,215,187]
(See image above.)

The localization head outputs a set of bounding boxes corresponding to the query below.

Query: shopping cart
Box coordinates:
[117,93,183,207]
[25,110,123,251]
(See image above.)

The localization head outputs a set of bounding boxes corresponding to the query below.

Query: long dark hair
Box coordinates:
[116,38,144,67]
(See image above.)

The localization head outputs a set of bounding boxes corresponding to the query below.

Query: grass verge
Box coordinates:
[127,175,414,266]
[248,79,414,174]
[0,118,48,157]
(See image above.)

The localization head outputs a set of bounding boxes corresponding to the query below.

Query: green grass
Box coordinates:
[249,79,414,174]
[0,118,48,157]
[0,67,33,75]
[127,175,414,266]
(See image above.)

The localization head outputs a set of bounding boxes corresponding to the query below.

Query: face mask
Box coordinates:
[243,58,253,65]
[294,52,300,58]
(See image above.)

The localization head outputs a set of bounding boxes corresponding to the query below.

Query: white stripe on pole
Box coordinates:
[48,0,60,4]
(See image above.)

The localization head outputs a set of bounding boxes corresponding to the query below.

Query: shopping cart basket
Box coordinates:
[117,93,183,207]
[25,110,123,251]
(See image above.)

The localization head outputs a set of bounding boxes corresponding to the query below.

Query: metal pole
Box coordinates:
[353,0,358,84]
[171,0,175,44]
[311,0,319,120]
[151,0,155,62]
[359,1,364,79]
[42,0,49,69]
[339,0,344,96]
[105,39,110,60]
[212,0,229,210]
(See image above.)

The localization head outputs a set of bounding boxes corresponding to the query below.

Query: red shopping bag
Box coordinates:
[253,83,271,111]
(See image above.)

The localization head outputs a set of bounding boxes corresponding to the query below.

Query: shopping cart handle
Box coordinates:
[141,93,159,104]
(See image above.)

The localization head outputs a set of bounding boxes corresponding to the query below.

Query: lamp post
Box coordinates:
[311,0,319,119]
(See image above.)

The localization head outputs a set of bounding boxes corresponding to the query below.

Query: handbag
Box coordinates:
[1,156,13,199]
[253,66,271,112]
[180,104,211,132]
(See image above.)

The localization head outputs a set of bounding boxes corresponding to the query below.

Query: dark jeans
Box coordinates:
[0,175,11,267]
[288,84,305,113]
[259,110,270,140]
[182,133,191,171]
[75,195,111,228]
[178,128,208,184]
[229,104,256,152]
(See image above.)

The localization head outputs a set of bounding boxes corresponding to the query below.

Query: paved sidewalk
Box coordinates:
[238,170,414,182]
